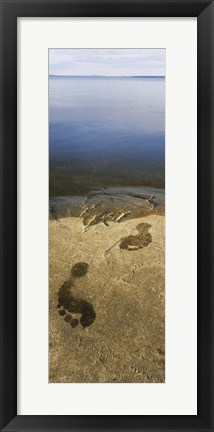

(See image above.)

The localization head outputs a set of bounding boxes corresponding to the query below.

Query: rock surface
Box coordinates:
[49,213,165,383]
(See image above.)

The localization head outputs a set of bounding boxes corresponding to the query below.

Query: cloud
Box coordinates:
[49,48,165,76]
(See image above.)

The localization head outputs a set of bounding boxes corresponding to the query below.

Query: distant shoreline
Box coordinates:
[49,74,165,79]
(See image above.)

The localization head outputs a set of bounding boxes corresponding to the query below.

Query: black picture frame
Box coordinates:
[0,0,213,431]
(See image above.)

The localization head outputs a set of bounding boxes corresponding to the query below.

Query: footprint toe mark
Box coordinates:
[58,309,66,316]
[64,314,72,322]
[71,262,89,278]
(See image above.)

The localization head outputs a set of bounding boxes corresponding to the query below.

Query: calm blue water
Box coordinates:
[49,76,165,196]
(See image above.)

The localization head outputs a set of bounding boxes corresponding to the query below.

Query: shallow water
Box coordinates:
[49,76,165,196]
[49,186,165,223]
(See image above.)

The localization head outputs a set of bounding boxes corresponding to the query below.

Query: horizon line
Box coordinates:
[49,74,165,78]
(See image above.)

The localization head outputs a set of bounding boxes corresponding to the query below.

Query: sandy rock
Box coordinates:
[49,214,165,383]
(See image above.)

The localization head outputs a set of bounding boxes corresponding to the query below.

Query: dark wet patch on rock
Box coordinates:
[71,262,89,278]
[120,223,152,251]
[157,348,165,356]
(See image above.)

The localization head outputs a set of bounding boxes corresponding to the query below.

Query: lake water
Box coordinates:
[49,76,165,196]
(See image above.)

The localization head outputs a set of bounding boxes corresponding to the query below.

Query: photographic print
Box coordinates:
[49,48,165,383]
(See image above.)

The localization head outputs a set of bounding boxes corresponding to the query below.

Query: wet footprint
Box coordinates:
[120,223,152,251]
[57,262,96,329]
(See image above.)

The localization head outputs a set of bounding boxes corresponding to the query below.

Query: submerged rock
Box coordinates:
[49,186,165,224]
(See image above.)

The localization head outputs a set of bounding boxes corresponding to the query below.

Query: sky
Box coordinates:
[49,48,165,76]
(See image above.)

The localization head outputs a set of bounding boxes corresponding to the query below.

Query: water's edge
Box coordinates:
[49,186,165,226]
